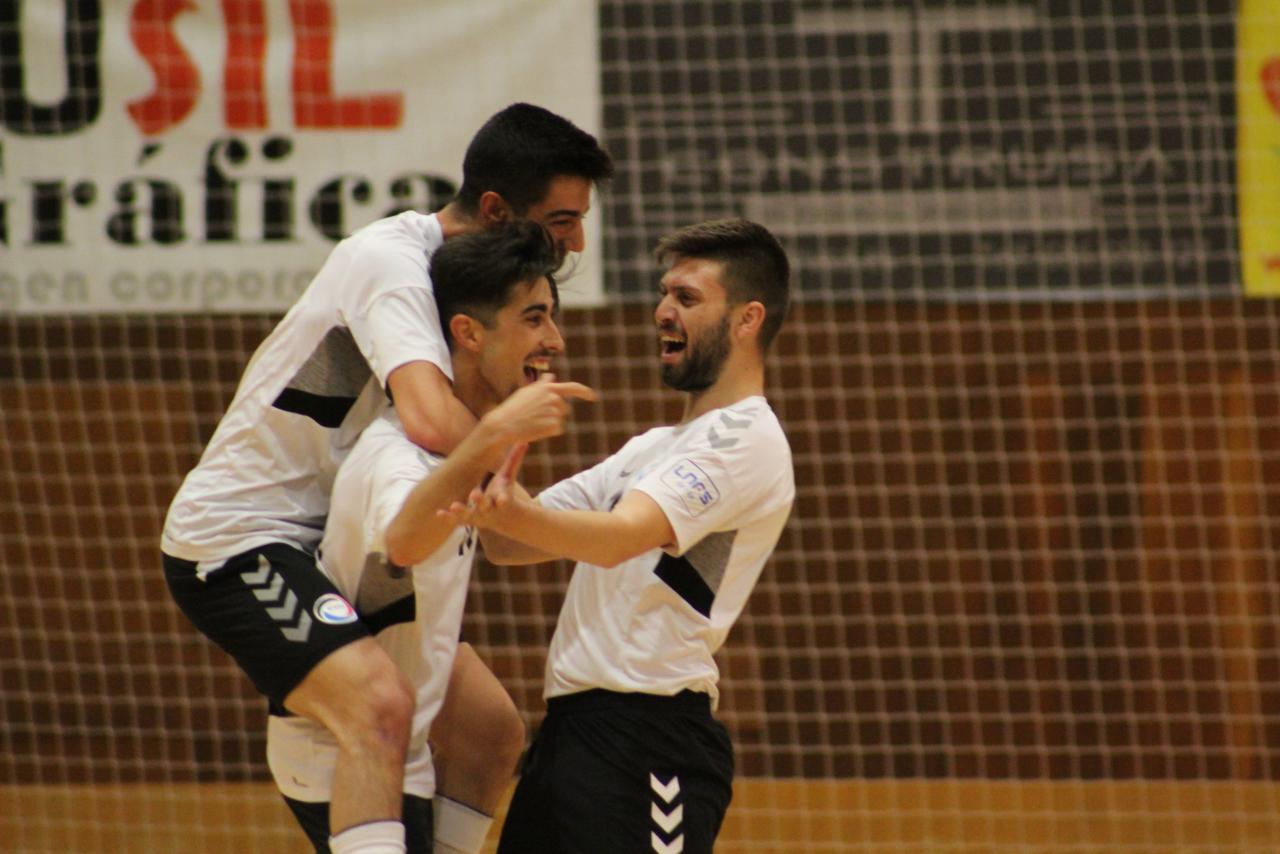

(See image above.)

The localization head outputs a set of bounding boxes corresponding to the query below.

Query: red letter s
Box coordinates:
[127,0,200,137]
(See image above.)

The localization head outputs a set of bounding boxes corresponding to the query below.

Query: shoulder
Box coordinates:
[615,424,675,457]
[691,397,790,456]
[688,398,793,495]
[341,212,441,275]
[349,409,439,477]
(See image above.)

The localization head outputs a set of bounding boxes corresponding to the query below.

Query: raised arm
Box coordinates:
[462,446,558,565]
[387,361,476,455]
[385,379,596,567]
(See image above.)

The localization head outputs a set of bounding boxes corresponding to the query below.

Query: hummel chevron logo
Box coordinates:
[250,570,284,602]
[707,409,752,449]
[241,559,272,585]
[243,556,313,642]
[649,772,684,853]
[650,832,683,854]
[651,802,683,834]
[650,772,680,803]
[706,426,736,450]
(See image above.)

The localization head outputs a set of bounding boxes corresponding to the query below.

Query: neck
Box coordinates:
[680,356,765,422]
[447,359,492,421]
[435,202,486,240]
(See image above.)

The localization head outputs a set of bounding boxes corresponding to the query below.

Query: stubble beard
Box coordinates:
[661,314,731,393]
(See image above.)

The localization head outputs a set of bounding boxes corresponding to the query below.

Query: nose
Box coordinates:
[544,317,566,354]
[654,295,676,327]
[562,221,585,254]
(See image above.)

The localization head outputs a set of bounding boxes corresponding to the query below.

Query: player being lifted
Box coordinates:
[446,218,796,854]
[161,105,611,854]
[268,222,595,853]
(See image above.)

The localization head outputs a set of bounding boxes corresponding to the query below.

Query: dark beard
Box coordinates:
[661,314,730,392]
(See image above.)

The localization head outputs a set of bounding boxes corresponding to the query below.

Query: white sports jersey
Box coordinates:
[162,211,451,564]
[538,395,794,705]
[267,406,475,802]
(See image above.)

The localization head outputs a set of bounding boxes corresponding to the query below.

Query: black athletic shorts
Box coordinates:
[283,793,433,854]
[163,543,370,708]
[496,689,734,854]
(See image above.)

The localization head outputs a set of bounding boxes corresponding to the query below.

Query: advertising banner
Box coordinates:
[599,1,1237,300]
[1238,0,1280,296]
[0,0,601,314]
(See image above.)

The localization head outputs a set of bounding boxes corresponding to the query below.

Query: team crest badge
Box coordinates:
[313,593,358,624]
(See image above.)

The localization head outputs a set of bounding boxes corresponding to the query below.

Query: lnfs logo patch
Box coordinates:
[661,460,720,517]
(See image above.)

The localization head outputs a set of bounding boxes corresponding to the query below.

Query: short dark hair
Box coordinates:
[431,221,560,348]
[455,103,614,215]
[655,219,791,351]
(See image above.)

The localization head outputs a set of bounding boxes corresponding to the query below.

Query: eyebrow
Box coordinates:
[520,302,552,316]
[658,280,698,296]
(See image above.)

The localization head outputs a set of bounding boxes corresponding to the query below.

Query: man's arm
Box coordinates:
[385,379,596,567]
[476,528,557,565]
[387,361,476,455]
[454,489,676,569]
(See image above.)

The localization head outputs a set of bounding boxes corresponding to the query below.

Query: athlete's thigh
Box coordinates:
[656,716,735,853]
[532,713,654,853]
[430,641,519,749]
[528,710,733,854]
[164,543,368,705]
[495,727,562,854]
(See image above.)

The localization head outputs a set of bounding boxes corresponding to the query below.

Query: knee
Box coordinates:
[441,686,525,773]
[340,660,414,755]
[371,665,414,737]
[483,693,526,771]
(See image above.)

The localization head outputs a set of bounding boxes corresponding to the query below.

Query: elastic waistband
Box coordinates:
[546,688,711,717]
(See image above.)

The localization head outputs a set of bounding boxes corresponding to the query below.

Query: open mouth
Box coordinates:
[523,357,551,383]
[660,334,686,361]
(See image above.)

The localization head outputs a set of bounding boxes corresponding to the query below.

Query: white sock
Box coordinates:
[329,819,407,854]
[433,796,493,854]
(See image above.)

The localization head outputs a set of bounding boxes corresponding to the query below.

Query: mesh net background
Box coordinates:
[6,2,1280,852]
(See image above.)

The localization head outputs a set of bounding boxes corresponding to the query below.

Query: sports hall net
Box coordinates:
[5,1,1280,852]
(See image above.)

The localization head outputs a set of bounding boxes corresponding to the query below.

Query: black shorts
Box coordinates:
[496,690,734,854]
[163,543,370,708]
[283,793,433,854]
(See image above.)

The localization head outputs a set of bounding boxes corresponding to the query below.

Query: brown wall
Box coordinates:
[4,299,1280,784]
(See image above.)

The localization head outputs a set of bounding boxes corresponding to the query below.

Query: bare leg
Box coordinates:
[430,642,526,812]
[285,637,415,834]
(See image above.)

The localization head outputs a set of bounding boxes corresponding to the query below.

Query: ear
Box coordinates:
[477,191,512,227]
[735,300,766,341]
[449,313,485,353]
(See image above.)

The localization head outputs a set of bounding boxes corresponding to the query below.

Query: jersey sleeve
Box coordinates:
[344,238,453,387]
[631,422,793,557]
[365,438,439,557]
[536,456,614,512]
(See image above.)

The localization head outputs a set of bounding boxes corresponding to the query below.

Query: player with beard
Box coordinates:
[442,218,795,854]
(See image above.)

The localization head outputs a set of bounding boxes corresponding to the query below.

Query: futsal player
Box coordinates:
[161,105,612,854]
[444,219,795,854]
[268,222,595,853]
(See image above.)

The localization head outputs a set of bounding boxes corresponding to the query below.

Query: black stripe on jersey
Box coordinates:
[361,592,415,635]
[273,326,373,428]
[272,387,359,428]
[654,553,714,617]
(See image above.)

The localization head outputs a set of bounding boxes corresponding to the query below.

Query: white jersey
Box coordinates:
[267,406,476,802]
[538,395,794,705]
[162,212,451,565]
